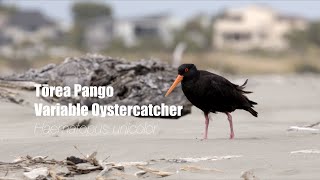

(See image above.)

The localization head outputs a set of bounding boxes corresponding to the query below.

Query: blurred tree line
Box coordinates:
[3,1,320,55]
[67,2,320,55]
[69,2,214,53]
[174,14,214,52]
[71,2,112,50]
[286,21,320,52]
[0,2,16,14]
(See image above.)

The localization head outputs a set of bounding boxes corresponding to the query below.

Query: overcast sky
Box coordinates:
[2,0,320,24]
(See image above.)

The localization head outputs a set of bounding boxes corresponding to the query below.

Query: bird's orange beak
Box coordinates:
[165,75,183,97]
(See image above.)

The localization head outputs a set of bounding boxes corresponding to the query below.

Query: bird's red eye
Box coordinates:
[185,68,189,73]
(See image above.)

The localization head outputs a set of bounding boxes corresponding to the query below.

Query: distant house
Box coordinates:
[0,12,10,45]
[0,12,7,29]
[0,10,68,59]
[132,13,181,47]
[83,13,183,51]
[213,5,308,51]
[113,19,136,47]
[84,16,138,51]
[0,32,11,45]
[84,16,114,52]
[2,10,61,45]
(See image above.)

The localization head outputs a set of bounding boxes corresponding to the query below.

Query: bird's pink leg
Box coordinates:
[203,113,209,139]
[226,112,235,139]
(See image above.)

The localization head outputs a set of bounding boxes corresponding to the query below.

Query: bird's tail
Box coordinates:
[236,79,253,94]
[238,79,258,117]
[245,98,258,117]
[248,99,257,106]
[246,107,258,117]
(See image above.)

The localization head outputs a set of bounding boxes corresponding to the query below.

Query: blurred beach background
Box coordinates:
[0,0,319,75]
[0,1,320,179]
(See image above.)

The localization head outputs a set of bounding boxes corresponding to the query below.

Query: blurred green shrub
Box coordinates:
[286,21,320,51]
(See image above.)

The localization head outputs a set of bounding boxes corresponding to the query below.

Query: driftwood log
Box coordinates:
[1,54,192,118]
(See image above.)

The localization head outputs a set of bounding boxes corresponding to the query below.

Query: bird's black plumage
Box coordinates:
[165,64,258,139]
[178,64,258,117]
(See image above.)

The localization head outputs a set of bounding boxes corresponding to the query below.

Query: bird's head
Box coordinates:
[165,64,197,97]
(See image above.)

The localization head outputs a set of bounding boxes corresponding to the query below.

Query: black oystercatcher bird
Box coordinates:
[165,64,257,139]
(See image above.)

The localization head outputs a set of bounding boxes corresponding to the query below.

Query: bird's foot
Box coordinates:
[201,136,208,141]
[229,133,235,139]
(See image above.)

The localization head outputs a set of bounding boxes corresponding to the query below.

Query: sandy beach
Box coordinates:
[0,74,320,179]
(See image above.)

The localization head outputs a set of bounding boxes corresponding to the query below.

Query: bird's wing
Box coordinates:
[209,77,240,99]
[196,71,257,115]
[204,73,247,110]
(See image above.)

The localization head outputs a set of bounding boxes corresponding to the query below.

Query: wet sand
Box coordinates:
[0,74,320,179]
